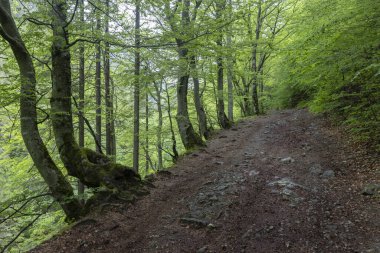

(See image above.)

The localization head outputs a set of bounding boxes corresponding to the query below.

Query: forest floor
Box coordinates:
[31,109,380,253]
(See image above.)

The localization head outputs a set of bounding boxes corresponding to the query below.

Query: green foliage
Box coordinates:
[2,0,379,251]
[271,0,380,150]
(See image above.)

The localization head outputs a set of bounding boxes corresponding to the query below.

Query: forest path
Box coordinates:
[32,109,380,253]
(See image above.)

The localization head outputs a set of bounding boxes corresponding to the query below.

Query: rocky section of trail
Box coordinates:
[31,109,379,253]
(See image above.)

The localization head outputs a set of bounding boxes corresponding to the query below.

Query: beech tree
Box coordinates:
[233,0,289,116]
[104,0,116,158]
[49,0,142,192]
[164,0,205,149]
[0,0,82,219]
[133,0,141,172]
[215,0,232,128]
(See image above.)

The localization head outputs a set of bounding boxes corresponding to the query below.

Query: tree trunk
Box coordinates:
[251,0,262,115]
[252,83,259,114]
[216,47,231,128]
[50,0,140,191]
[104,0,116,159]
[0,0,82,220]
[175,0,204,149]
[154,81,163,171]
[165,81,179,163]
[227,53,234,121]
[133,0,141,173]
[95,8,102,153]
[190,56,210,139]
[145,82,150,172]
[226,0,234,122]
[215,1,231,129]
[78,0,85,199]
[176,53,204,149]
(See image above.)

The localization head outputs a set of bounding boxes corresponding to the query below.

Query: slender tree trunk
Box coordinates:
[251,0,262,115]
[78,0,85,199]
[154,81,163,171]
[95,9,102,152]
[111,78,117,155]
[232,70,254,117]
[133,0,141,173]
[145,82,149,172]
[215,1,231,129]
[216,45,230,128]
[104,0,115,159]
[226,0,234,122]
[252,83,259,114]
[190,56,210,139]
[0,0,82,220]
[259,67,264,112]
[78,0,85,152]
[227,53,234,121]
[165,82,179,163]
[244,81,252,116]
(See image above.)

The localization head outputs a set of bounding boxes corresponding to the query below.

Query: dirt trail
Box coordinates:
[32,109,380,253]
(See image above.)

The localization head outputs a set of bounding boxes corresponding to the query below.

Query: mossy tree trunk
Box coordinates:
[0,0,82,220]
[78,0,86,201]
[50,0,140,191]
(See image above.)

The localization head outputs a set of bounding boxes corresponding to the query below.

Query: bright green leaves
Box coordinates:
[271,0,380,150]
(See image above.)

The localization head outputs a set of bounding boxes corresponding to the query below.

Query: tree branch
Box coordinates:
[36,107,50,124]
[1,202,53,253]
[64,0,79,28]
[26,17,52,27]
[72,96,104,154]
[0,193,50,223]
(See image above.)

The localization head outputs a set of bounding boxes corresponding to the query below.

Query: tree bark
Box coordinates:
[95,7,102,152]
[226,0,234,122]
[50,0,140,191]
[0,0,82,220]
[251,0,262,115]
[104,0,116,159]
[133,0,141,173]
[216,0,231,129]
[190,56,210,139]
[165,81,179,163]
[78,0,85,199]
[174,0,204,149]
[145,82,150,172]
[154,81,163,171]
[176,52,204,149]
